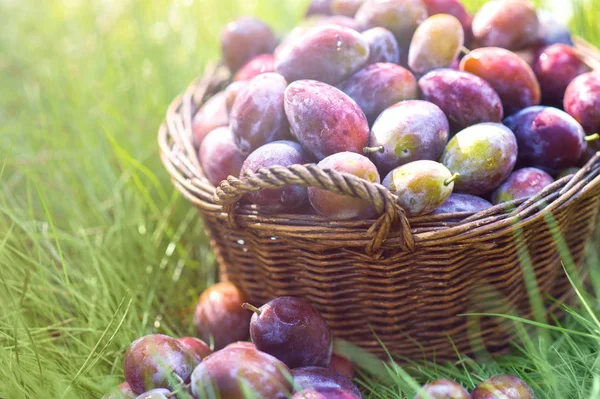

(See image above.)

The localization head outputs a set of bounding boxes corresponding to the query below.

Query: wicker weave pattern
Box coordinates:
[158,39,600,360]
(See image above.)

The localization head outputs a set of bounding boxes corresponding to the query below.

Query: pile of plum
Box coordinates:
[194,0,600,219]
[103,282,536,398]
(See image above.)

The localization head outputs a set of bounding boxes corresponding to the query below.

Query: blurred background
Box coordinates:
[1,0,600,398]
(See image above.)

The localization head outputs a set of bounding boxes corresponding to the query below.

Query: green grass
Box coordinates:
[1,0,600,398]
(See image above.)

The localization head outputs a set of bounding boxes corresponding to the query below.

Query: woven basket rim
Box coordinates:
[158,36,600,256]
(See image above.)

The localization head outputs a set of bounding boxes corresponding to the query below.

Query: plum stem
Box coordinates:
[460,46,471,55]
[585,133,599,142]
[363,146,384,154]
[242,303,262,316]
[444,173,460,186]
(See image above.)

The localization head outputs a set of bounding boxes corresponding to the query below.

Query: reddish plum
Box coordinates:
[293,388,361,399]
[224,80,250,115]
[233,54,276,82]
[492,167,554,204]
[176,337,212,363]
[199,127,245,186]
[328,354,355,379]
[221,17,276,72]
[192,92,228,147]
[564,72,600,134]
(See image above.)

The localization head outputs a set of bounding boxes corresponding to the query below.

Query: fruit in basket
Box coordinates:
[275,25,369,85]
[536,9,573,48]
[533,44,590,106]
[362,27,401,65]
[230,72,290,154]
[293,367,362,397]
[220,17,277,72]
[241,140,311,212]
[460,47,541,115]
[471,0,539,50]
[472,375,535,399]
[340,63,418,124]
[383,160,456,216]
[102,382,136,399]
[503,106,588,170]
[331,0,364,16]
[421,0,472,44]
[293,388,361,399]
[284,80,369,160]
[491,167,554,204]
[123,334,196,394]
[192,92,229,147]
[328,354,355,379]
[134,389,172,399]
[418,69,503,133]
[199,127,245,186]
[432,193,492,215]
[414,379,472,399]
[194,282,252,350]
[307,0,333,16]
[408,14,464,74]
[233,53,276,82]
[365,100,449,175]
[564,72,600,134]
[280,15,365,53]
[245,296,332,369]
[224,80,249,115]
[440,123,518,195]
[177,337,212,363]
[224,341,256,350]
[191,345,293,399]
[309,152,380,220]
[355,0,428,48]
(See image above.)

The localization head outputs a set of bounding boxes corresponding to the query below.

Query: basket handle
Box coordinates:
[214,163,414,256]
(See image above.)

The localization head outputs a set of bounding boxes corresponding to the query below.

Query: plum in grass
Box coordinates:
[491,168,554,205]
[293,367,362,397]
[176,337,212,363]
[408,14,464,74]
[564,72,600,135]
[440,123,518,195]
[432,193,492,215]
[460,47,540,115]
[414,379,472,399]
[240,141,311,212]
[191,345,293,399]
[293,389,361,399]
[471,0,539,50]
[192,92,228,147]
[194,282,252,351]
[275,25,369,85]
[135,389,172,399]
[285,80,369,160]
[504,106,588,171]
[309,152,380,220]
[328,354,355,379]
[533,44,590,106]
[365,100,449,175]
[472,375,536,399]
[340,63,418,124]
[123,335,196,394]
[245,296,333,369]
[355,0,428,47]
[418,69,503,134]
[383,160,456,216]
[199,127,245,187]
[331,0,364,16]
[230,72,290,155]
[233,54,276,82]
[220,17,276,72]
[362,27,401,65]
[103,382,136,399]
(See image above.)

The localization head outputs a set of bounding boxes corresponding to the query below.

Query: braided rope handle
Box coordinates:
[214,163,415,255]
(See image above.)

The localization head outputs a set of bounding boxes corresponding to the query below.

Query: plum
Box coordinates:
[220,17,276,72]
[230,72,290,154]
[245,296,332,369]
[275,25,369,85]
[362,27,401,65]
[504,106,588,170]
[102,382,136,399]
[224,80,250,116]
[432,193,492,215]
[123,335,196,394]
[421,0,472,45]
[191,345,293,399]
[285,80,369,160]
[240,141,311,212]
[176,337,212,364]
[408,14,464,74]
[535,9,573,48]
[471,0,539,50]
[307,0,333,16]
[340,63,418,124]
[366,100,449,175]
[328,354,355,379]
[491,167,554,204]
[191,92,228,147]
[564,72,600,134]
[383,160,456,216]
[414,379,472,399]
[293,367,361,397]
[293,388,361,399]
[418,69,503,134]
[194,282,252,351]
[309,152,380,220]
[199,127,245,186]
[556,167,581,180]
[472,375,536,399]
[233,54,276,82]
[134,389,172,399]
[331,0,364,16]
[440,123,518,195]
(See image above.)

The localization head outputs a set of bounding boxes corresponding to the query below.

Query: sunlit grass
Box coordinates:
[1,0,600,398]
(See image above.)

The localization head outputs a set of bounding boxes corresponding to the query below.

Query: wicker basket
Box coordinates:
[159,38,600,361]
